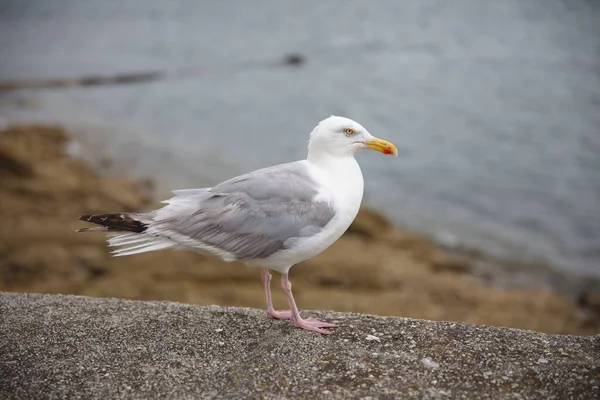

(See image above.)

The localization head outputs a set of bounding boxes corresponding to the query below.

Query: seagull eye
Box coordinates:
[343,128,355,136]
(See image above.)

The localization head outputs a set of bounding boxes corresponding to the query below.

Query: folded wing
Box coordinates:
[112,162,336,261]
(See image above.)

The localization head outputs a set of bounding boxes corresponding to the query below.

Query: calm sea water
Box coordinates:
[1,0,599,278]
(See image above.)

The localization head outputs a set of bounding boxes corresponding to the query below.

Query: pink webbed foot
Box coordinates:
[267,310,338,333]
[292,317,338,334]
[303,317,338,328]
[279,273,340,334]
[263,270,340,334]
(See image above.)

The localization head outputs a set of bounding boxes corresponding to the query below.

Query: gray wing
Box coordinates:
[148,161,336,260]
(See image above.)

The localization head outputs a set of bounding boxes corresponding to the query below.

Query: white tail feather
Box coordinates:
[108,233,175,257]
[108,234,154,247]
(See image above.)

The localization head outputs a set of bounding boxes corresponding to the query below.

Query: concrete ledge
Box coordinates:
[0,292,598,399]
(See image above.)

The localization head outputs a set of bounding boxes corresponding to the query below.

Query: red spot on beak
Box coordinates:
[383,148,393,155]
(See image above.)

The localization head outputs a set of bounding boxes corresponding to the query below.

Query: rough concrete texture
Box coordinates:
[1,293,598,399]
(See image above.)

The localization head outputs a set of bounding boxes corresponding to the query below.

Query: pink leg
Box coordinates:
[260,268,291,320]
[280,273,338,334]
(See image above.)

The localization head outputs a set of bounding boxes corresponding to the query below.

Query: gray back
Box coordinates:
[152,162,336,260]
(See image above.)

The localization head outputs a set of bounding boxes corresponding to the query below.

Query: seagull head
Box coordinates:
[307,115,398,159]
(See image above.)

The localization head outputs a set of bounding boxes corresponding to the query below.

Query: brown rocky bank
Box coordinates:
[0,124,597,335]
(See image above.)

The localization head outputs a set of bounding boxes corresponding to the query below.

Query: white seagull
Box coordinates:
[78,116,397,334]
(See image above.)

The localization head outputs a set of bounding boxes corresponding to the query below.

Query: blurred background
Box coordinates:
[0,0,599,334]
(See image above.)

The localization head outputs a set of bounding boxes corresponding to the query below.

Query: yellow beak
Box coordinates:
[365,137,398,156]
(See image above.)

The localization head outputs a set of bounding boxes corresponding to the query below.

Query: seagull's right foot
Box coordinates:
[266,310,292,320]
[292,317,336,334]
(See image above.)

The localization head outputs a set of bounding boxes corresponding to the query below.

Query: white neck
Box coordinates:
[306,148,356,172]
[305,150,364,208]
[306,144,355,164]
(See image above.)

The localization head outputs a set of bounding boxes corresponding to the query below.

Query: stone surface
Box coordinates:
[1,292,598,399]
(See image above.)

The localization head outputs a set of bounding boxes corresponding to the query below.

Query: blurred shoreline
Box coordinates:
[0,124,598,335]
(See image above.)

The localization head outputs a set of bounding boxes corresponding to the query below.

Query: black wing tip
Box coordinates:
[78,213,147,233]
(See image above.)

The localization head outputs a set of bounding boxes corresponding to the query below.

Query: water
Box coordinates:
[1,0,599,278]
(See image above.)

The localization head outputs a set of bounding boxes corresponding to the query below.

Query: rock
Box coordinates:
[429,251,472,274]
[420,357,440,369]
[282,53,305,67]
[0,292,597,399]
[0,244,71,286]
[579,291,600,313]
[0,147,33,177]
[346,207,393,239]
[365,334,381,342]
[0,72,165,92]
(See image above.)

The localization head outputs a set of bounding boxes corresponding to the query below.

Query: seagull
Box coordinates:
[78,116,397,334]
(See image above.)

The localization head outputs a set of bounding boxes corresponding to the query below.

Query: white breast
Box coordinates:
[310,156,364,231]
[253,156,364,273]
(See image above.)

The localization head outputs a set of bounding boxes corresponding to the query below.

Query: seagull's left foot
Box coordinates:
[262,269,292,320]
